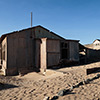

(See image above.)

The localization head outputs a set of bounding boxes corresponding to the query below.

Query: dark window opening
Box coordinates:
[65,43,68,48]
[61,49,68,59]
[61,42,64,48]
[61,42,69,59]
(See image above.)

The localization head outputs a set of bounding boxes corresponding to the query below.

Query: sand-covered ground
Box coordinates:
[0,62,100,100]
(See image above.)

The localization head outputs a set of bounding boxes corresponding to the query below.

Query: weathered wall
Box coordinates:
[5,26,63,75]
[69,41,79,61]
[1,26,79,75]
[40,38,60,70]
[87,49,100,62]
[35,39,41,69]
[7,29,34,75]
[34,27,63,40]
[1,37,7,75]
[47,39,60,67]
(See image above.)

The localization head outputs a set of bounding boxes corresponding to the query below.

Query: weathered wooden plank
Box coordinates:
[87,67,100,75]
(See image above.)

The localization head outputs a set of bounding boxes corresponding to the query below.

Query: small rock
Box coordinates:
[58,88,71,96]
[43,96,49,100]
[96,74,100,78]
[51,96,59,100]
[58,89,66,96]
[44,93,47,96]
[97,74,100,77]
[43,80,46,82]
[70,86,74,90]
[83,79,91,84]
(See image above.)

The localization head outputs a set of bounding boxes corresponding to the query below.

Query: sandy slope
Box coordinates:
[0,62,100,100]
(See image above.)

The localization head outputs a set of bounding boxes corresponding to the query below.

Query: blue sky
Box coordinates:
[0,0,100,44]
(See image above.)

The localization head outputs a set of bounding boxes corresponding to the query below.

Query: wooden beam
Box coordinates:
[87,67,100,75]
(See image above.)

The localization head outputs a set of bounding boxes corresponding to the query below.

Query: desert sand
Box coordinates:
[0,62,100,100]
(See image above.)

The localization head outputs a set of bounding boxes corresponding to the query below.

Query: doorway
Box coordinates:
[61,42,69,59]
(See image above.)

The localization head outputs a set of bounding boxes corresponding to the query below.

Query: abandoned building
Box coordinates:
[80,39,100,63]
[93,39,100,50]
[85,39,100,50]
[0,25,79,75]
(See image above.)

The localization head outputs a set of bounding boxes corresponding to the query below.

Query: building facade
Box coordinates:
[0,25,79,75]
[93,39,100,50]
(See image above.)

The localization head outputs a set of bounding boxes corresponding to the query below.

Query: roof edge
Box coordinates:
[0,25,79,43]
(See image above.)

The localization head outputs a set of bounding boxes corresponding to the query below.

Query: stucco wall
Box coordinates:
[93,40,100,50]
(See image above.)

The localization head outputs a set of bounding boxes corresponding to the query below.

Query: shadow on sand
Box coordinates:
[48,58,100,71]
[0,83,18,90]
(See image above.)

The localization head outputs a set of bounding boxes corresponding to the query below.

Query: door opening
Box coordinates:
[61,42,69,59]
